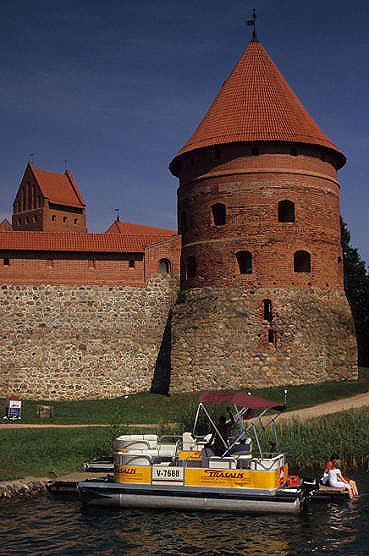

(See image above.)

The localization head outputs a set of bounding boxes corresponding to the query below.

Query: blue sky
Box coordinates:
[0,0,368,264]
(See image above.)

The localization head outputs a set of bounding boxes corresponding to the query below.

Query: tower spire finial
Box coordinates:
[247,8,257,41]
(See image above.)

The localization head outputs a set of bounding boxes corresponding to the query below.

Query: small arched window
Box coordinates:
[236,251,252,274]
[186,256,197,279]
[278,200,295,223]
[159,259,171,274]
[294,250,311,273]
[211,203,226,226]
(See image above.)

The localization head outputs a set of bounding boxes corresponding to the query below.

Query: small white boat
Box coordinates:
[78,392,316,514]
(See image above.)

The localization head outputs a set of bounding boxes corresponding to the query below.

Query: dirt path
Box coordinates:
[278,391,369,421]
[0,422,172,430]
[1,392,369,430]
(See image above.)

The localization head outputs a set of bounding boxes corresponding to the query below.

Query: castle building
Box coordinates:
[0,165,180,399]
[0,29,357,400]
[169,36,357,391]
[12,163,87,233]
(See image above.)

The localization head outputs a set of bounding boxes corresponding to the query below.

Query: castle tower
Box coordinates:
[169,35,357,391]
[12,162,87,232]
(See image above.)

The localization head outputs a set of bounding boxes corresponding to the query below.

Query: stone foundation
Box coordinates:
[0,275,178,400]
[170,287,357,392]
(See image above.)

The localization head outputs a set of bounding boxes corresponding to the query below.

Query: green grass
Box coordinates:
[0,427,111,481]
[2,368,368,425]
[1,408,368,481]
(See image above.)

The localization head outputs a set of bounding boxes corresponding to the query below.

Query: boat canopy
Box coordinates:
[199,391,285,411]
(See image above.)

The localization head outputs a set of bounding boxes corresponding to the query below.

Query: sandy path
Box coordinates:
[278,391,369,421]
[0,422,171,430]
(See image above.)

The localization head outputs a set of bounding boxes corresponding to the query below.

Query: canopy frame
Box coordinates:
[193,392,285,458]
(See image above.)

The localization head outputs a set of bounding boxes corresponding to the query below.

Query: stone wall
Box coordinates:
[170,287,357,392]
[0,275,178,400]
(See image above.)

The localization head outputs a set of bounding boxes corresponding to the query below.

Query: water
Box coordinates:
[1,475,369,555]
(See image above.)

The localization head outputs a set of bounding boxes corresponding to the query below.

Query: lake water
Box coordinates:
[1,474,369,555]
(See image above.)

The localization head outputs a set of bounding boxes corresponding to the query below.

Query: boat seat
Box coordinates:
[249,454,285,471]
[208,457,237,470]
[158,444,178,457]
[114,434,159,451]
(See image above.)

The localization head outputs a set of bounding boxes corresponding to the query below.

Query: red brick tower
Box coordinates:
[169,36,357,391]
[12,163,86,232]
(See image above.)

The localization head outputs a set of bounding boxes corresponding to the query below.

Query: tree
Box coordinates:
[341,219,369,366]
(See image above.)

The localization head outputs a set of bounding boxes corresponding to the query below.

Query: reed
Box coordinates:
[260,409,369,473]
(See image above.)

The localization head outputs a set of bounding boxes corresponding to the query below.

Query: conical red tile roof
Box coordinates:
[171,40,345,170]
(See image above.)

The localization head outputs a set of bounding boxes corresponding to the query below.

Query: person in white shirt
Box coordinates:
[327,459,359,499]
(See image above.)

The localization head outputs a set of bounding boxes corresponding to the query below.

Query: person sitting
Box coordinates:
[321,453,339,485]
[327,459,359,499]
[211,408,234,456]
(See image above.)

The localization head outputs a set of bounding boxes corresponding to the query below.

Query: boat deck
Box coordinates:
[47,473,111,496]
[48,474,349,503]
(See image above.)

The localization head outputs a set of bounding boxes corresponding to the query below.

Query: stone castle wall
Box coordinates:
[0,275,178,400]
[170,287,358,392]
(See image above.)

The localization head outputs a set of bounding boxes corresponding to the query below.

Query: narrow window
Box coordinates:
[47,257,54,268]
[128,260,135,269]
[159,258,171,274]
[278,200,295,223]
[263,299,272,322]
[179,210,187,234]
[211,203,226,226]
[52,215,56,222]
[294,250,311,273]
[63,216,67,223]
[236,251,252,274]
[25,216,29,224]
[88,259,96,269]
[268,329,275,344]
[3,258,10,266]
[186,256,197,278]
[74,218,78,225]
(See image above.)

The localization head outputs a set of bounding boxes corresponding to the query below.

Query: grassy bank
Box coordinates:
[2,368,368,425]
[1,408,368,481]
[0,427,111,481]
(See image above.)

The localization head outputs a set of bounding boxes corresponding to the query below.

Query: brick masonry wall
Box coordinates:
[145,236,181,281]
[0,251,146,286]
[177,144,343,291]
[0,275,178,400]
[170,287,358,392]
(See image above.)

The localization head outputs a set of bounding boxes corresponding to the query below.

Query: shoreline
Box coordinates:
[0,476,50,502]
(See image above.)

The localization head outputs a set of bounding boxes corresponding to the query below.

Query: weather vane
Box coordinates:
[114,208,120,222]
[247,8,257,41]
[29,152,36,164]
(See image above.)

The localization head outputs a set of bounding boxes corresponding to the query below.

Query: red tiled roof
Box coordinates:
[29,163,86,208]
[0,232,169,253]
[171,40,345,170]
[0,219,12,232]
[106,220,176,237]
